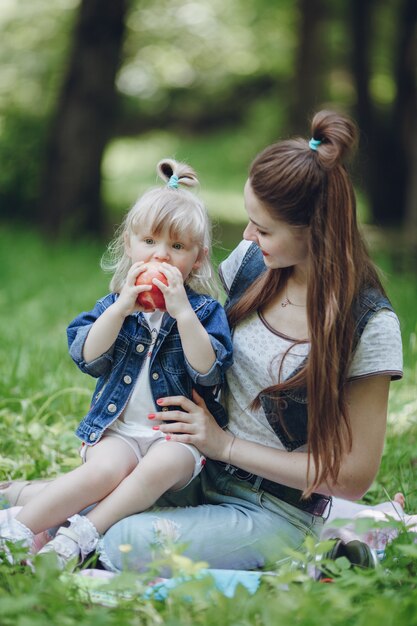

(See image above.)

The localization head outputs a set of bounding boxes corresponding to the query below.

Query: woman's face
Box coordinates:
[243,179,309,270]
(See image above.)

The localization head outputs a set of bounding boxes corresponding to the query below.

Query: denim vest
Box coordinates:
[67,289,233,445]
[224,242,394,451]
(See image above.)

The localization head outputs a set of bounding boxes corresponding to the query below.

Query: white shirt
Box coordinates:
[109,310,164,437]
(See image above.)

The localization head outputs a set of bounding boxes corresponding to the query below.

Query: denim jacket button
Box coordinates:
[162,406,168,412]
[123,375,132,384]
[90,432,97,441]
[136,344,145,353]
[152,372,159,380]
[108,403,117,413]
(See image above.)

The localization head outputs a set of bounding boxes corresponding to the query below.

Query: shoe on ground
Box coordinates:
[0,517,34,564]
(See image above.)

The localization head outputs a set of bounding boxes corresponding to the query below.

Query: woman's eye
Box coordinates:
[256,229,268,237]
[172,242,184,250]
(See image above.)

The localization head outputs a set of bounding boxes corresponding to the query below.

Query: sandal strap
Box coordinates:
[56,526,80,544]
[39,527,80,563]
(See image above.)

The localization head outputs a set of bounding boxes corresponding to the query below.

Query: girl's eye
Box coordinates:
[172,242,184,250]
[256,229,268,237]
[144,238,155,245]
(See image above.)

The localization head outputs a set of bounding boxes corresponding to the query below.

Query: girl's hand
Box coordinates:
[152,263,193,320]
[149,390,232,460]
[114,262,152,317]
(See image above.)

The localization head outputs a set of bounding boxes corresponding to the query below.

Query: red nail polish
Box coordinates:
[165,435,171,441]
[156,399,163,405]
[148,413,155,419]
[152,425,160,431]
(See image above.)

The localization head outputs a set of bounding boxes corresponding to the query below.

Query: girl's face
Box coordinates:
[243,180,309,270]
[125,227,204,281]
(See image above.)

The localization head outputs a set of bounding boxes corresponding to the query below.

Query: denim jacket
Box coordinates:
[67,288,233,445]
[222,242,395,451]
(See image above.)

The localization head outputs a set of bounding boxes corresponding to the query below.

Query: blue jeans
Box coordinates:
[98,460,324,573]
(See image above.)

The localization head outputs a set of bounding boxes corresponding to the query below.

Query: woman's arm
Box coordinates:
[153,375,390,500]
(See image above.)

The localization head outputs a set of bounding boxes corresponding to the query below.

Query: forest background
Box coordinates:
[1,0,417,241]
[0,1,417,623]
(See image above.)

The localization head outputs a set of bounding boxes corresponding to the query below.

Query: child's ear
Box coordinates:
[193,246,208,269]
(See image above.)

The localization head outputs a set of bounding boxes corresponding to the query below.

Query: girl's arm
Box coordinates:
[153,375,390,500]
[175,308,216,374]
[83,262,151,363]
[82,303,128,363]
[154,264,232,376]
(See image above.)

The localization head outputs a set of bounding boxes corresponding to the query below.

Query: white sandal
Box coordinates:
[0,517,34,564]
[38,515,100,570]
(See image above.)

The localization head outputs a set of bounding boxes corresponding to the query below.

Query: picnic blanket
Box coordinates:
[68,567,264,605]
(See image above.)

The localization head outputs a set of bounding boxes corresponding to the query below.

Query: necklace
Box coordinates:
[281,285,306,308]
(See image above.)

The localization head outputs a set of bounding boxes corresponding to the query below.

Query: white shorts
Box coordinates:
[79,430,205,491]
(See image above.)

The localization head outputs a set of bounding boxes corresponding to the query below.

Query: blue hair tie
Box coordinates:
[309,138,322,151]
[167,174,179,189]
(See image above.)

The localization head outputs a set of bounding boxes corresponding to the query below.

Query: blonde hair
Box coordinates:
[102,158,218,297]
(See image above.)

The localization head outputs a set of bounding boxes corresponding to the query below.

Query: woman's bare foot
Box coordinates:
[394,492,405,509]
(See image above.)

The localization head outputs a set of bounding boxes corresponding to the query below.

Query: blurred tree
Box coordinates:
[0,0,416,245]
[397,0,417,250]
[39,0,130,236]
[350,0,417,231]
[290,0,326,133]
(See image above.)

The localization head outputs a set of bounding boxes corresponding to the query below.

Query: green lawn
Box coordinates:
[1,223,417,624]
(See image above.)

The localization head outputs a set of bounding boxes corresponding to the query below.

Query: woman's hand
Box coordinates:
[149,390,233,461]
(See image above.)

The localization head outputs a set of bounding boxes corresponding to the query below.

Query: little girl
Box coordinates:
[0,158,233,568]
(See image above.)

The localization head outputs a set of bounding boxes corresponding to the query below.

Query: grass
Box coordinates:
[1,223,417,624]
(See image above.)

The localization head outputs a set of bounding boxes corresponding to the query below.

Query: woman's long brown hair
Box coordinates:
[227,110,385,497]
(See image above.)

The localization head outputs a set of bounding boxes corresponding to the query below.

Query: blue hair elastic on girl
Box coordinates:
[167,174,179,189]
[309,138,322,151]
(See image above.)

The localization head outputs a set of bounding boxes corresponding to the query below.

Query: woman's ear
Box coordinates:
[193,246,208,269]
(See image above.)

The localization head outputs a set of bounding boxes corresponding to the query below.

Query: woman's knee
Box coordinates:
[98,514,157,572]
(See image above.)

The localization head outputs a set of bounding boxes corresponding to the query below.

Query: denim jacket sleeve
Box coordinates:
[66,294,117,378]
[183,298,233,387]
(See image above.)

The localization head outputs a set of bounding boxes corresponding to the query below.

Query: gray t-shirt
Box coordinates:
[220,241,403,450]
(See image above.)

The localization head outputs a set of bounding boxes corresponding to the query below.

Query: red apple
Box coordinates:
[135,262,168,311]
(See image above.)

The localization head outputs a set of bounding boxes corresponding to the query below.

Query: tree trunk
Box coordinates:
[351,0,416,228]
[397,0,417,249]
[290,0,326,134]
[349,0,374,199]
[39,0,129,237]
[350,0,373,137]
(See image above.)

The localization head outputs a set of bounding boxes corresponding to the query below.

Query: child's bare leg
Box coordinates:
[15,437,138,534]
[86,442,195,534]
